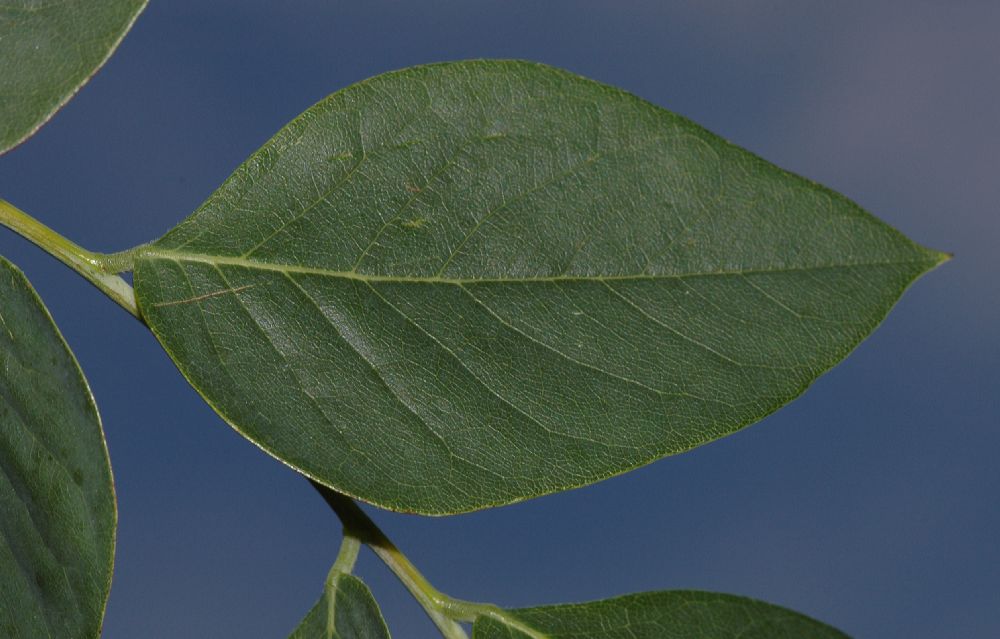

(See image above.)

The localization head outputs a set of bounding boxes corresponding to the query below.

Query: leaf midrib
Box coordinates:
[137,247,941,285]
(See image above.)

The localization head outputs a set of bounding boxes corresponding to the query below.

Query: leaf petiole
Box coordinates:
[316,485,546,639]
[331,531,362,577]
[0,198,140,318]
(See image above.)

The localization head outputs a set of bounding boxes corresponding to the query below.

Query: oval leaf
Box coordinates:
[0,0,147,154]
[289,572,390,639]
[132,60,946,514]
[473,591,847,638]
[0,257,116,637]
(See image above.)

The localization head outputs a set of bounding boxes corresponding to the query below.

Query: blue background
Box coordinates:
[2,2,997,637]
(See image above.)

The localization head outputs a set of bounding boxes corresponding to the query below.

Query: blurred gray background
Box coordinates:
[1,1,996,636]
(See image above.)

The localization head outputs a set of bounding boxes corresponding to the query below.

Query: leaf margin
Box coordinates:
[0,0,149,155]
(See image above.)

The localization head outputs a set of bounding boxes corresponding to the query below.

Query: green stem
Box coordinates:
[324,532,362,635]
[314,484,547,639]
[330,531,361,578]
[317,486,468,639]
[0,198,140,318]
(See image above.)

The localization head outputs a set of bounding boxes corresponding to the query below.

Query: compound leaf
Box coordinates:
[132,60,946,514]
[289,571,390,639]
[0,256,116,638]
[0,0,147,154]
[473,591,847,639]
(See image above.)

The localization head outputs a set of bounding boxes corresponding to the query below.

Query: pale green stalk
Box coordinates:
[324,532,362,635]
[315,485,547,639]
[0,198,139,318]
[330,532,361,578]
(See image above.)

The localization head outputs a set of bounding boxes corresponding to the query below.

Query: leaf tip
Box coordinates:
[922,247,953,271]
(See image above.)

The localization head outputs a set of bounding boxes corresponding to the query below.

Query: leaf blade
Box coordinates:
[133,60,945,514]
[473,591,848,639]
[0,257,116,638]
[289,572,390,639]
[0,0,147,154]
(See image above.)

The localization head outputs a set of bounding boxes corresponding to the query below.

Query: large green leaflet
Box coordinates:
[289,571,390,639]
[132,60,945,514]
[472,591,847,638]
[0,0,147,154]
[0,257,116,638]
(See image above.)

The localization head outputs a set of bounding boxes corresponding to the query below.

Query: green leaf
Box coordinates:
[132,60,946,515]
[472,591,847,639]
[0,0,147,154]
[0,256,116,638]
[289,572,390,639]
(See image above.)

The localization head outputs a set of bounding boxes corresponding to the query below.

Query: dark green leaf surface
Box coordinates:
[289,572,390,639]
[0,257,116,638]
[132,60,945,514]
[473,591,847,639]
[0,0,147,154]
